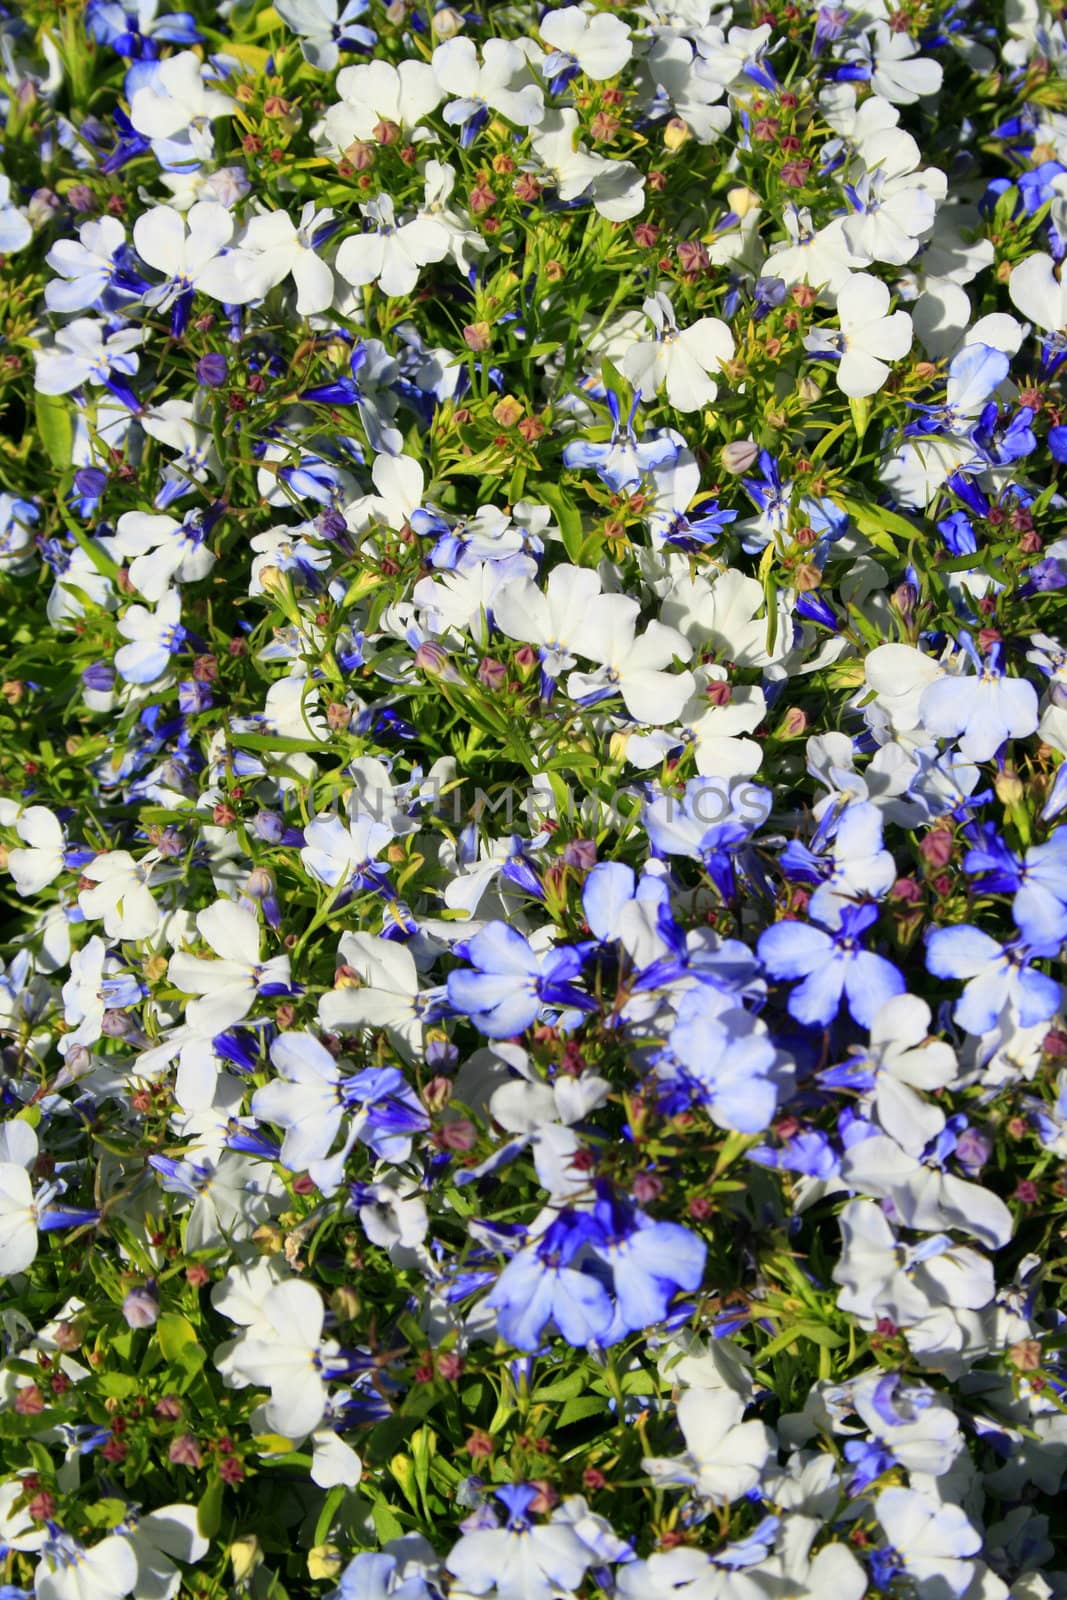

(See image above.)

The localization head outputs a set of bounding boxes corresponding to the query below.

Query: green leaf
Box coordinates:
[197,1477,224,1540]
[371,1497,407,1544]
[35,392,73,470]
[839,495,922,555]
[83,1498,126,1530]
[758,1320,845,1361]
[313,1485,347,1547]
[558,1395,610,1426]
[535,483,586,565]
[98,1373,139,1398]
[156,1312,199,1364]
[848,394,871,442]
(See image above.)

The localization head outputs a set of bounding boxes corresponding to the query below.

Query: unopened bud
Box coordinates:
[423,1075,453,1111]
[229,1536,262,1582]
[122,1283,159,1329]
[720,439,759,474]
[308,1546,343,1581]
[995,768,1025,807]
[491,396,524,428]
[330,1286,361,1321]
[664,117,690,150]
[432,5,462,36]
[726,185,760,218]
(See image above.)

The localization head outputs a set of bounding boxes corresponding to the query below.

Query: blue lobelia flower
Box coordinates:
[926,924,1061,1034]
[484,1211,614,1350]
[447,922,596,1038]
[758,903,905,1028]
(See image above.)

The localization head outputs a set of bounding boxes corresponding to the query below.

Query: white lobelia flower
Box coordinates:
[766,205,867,293]
[840,1130,1013,1249]
[133,201,234,311]
[642,1387,775,1503]
[446,1486,593,1600]
[34,1531,138,1600]
[865,23,944,104]
[847,993,958,1154]
[321,58,443,151]
[77,851,162,942]
[0,1120,46,1277]
[413,557,536,645]
[199,204,338,315]
[250,1030,349,1173]
[876,1488,981,1598]
[319,932,432,1061]
[766,1517,867,1600]
[661,568,790,671]
[44,216,132,313]
[679,670,766,779]
[635,37,732,146]
[224,1279,345,1439]
[432,36,545,141]
[33,318,144,397]
[540,6,632,81]
[0,170,31,255]
[804,273,912,398]
[168,899,292,1034]
[127,50,233,149]
[529,111,645,222]
[112,507,216,602]
[841,128,946,267]
[150,1149,282,1253]
[299,802,394,892]
[274,0,376,72]
[493,562,606,677]
[114,589,185,685]
[566,593,695,724]
[141,398,221,506]
[418,160,489,276]
[120,1505,210,1600]
[833,1198,994,1331]
[621,291,734,412]
[1009,250,1067,339]
[863,641,946,739]
[6,805,66,895]
[0,1477,47,1554]
[334,194,449,299]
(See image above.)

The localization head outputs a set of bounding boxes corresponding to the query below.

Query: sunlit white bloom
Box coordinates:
[78,850,162,941]
[6,805,66,896]
[621,291,734,411]
[804,273,912,397]
[335,194,449,298]
[168,900,292,1033]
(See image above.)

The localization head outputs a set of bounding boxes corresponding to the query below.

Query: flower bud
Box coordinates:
[253,809,285,844]
[995,767,1025,806]
[229,1536,262,1582]
[663,117,690,151]
[122,1284,159,1329]
[720,439,759,474]
[415,641,461,680]
[330,1286,361,1321]
[726,185,760,217]
[432,5,462,36]
[308,1547,343,1581]
[423,1075,453,1111]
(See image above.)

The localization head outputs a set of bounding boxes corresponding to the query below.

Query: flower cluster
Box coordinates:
[1,0,1067,1594]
